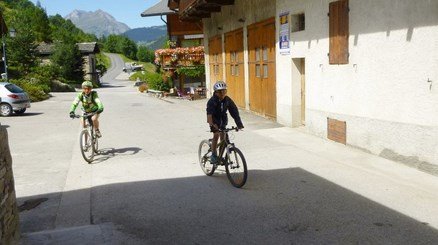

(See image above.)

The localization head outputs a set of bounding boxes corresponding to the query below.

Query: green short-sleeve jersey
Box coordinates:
[70,91,104,113]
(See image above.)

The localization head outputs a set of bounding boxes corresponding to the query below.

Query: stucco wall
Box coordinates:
[202,0,438,167]
[276,0,438,166]
[0,123,20,244]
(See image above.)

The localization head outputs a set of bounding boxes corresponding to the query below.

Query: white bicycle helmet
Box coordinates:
[213,81,227,91]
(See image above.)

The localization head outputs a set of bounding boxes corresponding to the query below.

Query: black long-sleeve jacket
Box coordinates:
[206,94,243,129]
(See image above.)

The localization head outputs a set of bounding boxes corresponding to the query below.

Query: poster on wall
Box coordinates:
[279,12,290,55]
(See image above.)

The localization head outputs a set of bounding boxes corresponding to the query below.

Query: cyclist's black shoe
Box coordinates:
[96,130,102,138]
[210,154,218,165]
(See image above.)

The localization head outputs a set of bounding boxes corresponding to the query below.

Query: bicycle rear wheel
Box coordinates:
[225,147,247,188]
[198,140,216,176]
[80,129,94,163]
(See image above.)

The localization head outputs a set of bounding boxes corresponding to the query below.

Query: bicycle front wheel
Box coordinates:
[93,134,99,154]
[80,129,94,163]
[225,147,247,188]
[198,140,216,176]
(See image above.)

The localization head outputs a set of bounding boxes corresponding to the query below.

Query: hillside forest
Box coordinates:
[0,0,157,101]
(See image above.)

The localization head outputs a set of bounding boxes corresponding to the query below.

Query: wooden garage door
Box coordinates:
[225,28,245,108]
[209,35,223,93]
[248,18,276,118]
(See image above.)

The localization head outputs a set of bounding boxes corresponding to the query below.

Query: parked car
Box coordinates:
[123,62,144,72]
[0,82,31,116]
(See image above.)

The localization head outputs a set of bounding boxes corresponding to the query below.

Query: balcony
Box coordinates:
[179,0,235,21]
[155,46,205,68]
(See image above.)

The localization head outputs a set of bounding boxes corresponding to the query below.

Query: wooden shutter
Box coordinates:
[329,0,349,64]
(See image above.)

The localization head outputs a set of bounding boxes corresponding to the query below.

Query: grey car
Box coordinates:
[0,82,31,116]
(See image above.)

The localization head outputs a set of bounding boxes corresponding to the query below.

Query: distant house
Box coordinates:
[36,42,101,83]
[141,0,204,47]
[141,0,205,91]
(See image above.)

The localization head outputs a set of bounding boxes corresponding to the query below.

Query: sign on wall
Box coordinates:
[327,118,347,145]
[279,12,290,55]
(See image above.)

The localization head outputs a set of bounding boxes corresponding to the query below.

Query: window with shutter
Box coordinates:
[329,0,349,64]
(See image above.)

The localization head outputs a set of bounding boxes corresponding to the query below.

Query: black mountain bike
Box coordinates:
[198,127,248,188]
[73,112,99,163]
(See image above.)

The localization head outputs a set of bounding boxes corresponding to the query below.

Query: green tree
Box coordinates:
[137,45,154,62]
[103,35,138,60]
[121,37,137,60]
[6,30,38,76]
[30,4,51,42]
[51,41,84,82]
[104,35,120,53]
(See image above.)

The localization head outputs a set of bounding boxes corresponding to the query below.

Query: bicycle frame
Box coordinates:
[215,128,237,165]
[73,111,98,162]
[199,126,247,188]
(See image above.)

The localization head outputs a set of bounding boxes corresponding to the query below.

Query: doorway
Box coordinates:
[292,58,305,126]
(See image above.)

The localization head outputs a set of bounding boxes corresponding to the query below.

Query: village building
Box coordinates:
[142,0,206,94]
[36,42,101,84]
[166,0,438,170]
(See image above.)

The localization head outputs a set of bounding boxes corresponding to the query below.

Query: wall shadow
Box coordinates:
[18,168,438,244]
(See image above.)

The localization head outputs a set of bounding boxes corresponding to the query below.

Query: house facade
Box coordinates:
[176,0,438,169]
[37,42,101,84]
[142,0,206,91]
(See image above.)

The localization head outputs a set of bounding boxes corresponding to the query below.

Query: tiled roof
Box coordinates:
[141,0,175,17]
[37,42,54,55]
[37,42,100,55]
[77,42,100,54]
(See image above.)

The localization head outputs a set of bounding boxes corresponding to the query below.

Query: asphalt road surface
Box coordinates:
[3,53,438,244]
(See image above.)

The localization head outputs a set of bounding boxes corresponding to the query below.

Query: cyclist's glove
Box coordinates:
[97,109,103,114]
[69,111,75,118]
[237,123,244,130]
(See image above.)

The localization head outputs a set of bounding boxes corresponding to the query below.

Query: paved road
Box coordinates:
[3,53,438,244]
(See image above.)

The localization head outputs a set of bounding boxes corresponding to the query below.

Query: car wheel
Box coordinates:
[14,108,26,114]
[0,103,12,117]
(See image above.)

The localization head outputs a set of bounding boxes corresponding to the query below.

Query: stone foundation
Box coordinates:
[0,123,20,244]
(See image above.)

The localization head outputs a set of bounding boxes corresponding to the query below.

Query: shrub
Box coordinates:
[138,84,148,93]
[11,78,50,102]
[129,71,148,82]
[146,73,170,91]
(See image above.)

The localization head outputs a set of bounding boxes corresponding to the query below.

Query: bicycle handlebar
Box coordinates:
[72,112,97,119]
[218,126,241,132]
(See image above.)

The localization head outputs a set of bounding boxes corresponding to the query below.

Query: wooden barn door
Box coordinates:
[225,29,245,108]
[248,18,276,118]
[209,35,223,93]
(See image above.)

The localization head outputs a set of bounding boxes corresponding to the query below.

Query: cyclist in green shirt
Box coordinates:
[69,81,104,137]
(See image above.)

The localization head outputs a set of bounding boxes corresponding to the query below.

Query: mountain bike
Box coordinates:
[73,112,99,163]
[198,126,248,188]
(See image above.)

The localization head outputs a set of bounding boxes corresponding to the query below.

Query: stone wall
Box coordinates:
[0,123,20,244]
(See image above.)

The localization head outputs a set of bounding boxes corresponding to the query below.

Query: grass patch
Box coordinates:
[99,53,111,69]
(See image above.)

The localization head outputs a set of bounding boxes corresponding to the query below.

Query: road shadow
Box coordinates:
[99,83,126,88]
[7,112,44,117]
[18,168,438,244]
[91,147,142,163]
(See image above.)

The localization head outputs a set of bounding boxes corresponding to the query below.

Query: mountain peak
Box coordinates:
[65,9,130,37]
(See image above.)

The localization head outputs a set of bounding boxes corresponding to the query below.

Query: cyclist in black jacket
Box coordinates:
[206,81,244,163]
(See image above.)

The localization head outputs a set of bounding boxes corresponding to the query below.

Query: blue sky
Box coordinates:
[30,0,164,29]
